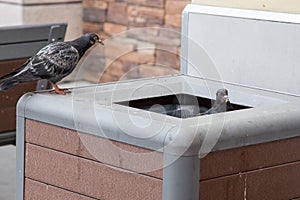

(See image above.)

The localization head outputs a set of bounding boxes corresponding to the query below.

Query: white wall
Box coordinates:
[0,4,23,26]
[192,0,300,14]
[0,0,83,40]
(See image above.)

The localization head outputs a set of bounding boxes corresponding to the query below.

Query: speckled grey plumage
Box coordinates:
[0,33,100,91]
[203,88,230,115]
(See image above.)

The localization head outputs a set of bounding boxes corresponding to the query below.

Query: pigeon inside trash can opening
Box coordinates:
[201,88,232,115]
[0,33,104,95]
[140,89,232,118]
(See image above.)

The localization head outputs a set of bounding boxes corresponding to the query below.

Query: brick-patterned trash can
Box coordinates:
[17,5,300,200]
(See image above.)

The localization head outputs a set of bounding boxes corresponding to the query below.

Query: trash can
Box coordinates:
[17,4,300,200]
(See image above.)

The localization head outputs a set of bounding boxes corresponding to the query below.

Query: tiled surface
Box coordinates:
[25,178,96,200]
[25,143,162,200]
[26,119,163,177]
[24,120,300,200]
[200,136,300,180]
[26,120,300,181]
[200,160,300,199]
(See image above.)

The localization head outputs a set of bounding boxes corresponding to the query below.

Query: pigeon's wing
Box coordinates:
[29,42,79,82]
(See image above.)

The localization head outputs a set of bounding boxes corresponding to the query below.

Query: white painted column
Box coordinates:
[191,0,300,14]
[0,0,83,40]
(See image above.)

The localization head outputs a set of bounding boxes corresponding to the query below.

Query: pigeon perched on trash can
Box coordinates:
[200,88,231,115]
[0,33,104,94]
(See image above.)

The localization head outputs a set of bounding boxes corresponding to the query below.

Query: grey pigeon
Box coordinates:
[203,88,230,115]
[0,33,103,94]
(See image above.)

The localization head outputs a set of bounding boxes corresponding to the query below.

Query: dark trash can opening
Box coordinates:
[116,93,250,118]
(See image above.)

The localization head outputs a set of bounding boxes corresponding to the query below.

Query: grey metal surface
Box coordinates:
[180,10,188,75]
[16,93,31,200]
[0,23,67,60]
[16,75,300,154]
[182,4,300,96]
[16,75,300,200]
[162,154,199,200]
[35,79,49,91]
[0,131,15,146]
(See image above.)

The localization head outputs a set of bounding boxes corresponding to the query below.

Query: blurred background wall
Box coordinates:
[1,0,299,84]
[192,0,300,13]
[79,0,190,84]
[0,0,82,39]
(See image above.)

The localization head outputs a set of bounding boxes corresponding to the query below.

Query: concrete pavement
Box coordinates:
[0,145,16,200]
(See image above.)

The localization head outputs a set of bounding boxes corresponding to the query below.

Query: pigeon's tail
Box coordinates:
[0,63,28,91]
[0,77,19,91]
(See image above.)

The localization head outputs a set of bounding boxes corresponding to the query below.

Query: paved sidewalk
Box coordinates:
[0,145,16,200]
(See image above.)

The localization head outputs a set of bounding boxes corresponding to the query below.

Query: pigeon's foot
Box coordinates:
[50,88,71,95]
[50,83,71,95]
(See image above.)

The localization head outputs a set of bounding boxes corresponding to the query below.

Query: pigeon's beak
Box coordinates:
[223,95,229,103]
[98,39,104,45]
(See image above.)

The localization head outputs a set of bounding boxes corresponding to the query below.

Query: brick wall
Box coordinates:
[81,0,190,83]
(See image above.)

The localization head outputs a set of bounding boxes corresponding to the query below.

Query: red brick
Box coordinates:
[83,22,102,33]
[107,2,128,25]
[104,39,135,59]
[83,8,106,23]
[82,71,100,83]
[104,59,143,80]
[200,161,300,199]
[83,0,108,9]
[200,136,300,180]
[128,5,164,25]
[103,22,127,36]
[26,120,163,177]
[138,64,178,78]
[104,60,127,77]
[98,71,119,83]
[126,0,164,8]
[177,46,181,56]
[24,178,96,200]
[125,27,180,46]
[165,0,189,15]
[156,49,180,69]
[82,68,105,83]
[25,144,162,200]
[159,27,181,40]
[200,173,245,200]
[119,51,155,64]
[165,14,182,27]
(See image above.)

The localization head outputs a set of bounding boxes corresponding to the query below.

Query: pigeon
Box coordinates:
[0,33,104,94]
[202,88,231,115]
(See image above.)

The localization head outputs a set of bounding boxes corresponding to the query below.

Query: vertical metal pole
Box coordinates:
[180,10,189,75]
[16,93,32,200]
[162,153,200,200]
[16,115,25,200]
